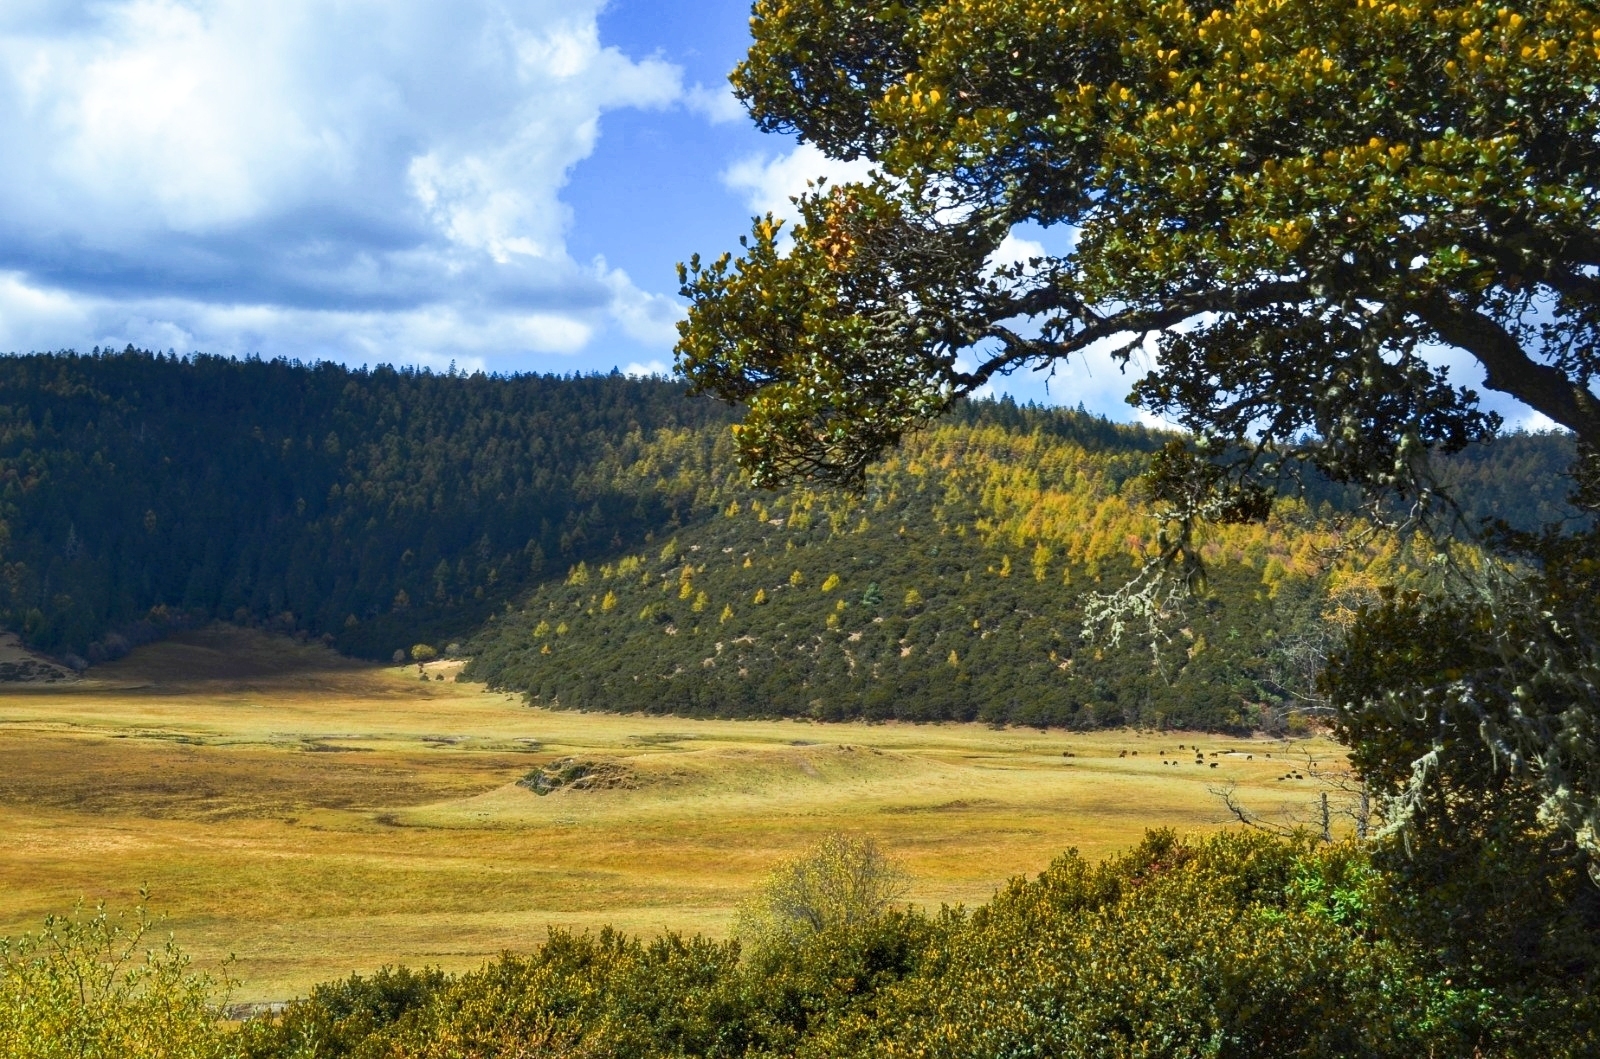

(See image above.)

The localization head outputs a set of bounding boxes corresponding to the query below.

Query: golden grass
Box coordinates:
[0,626,1343,1002]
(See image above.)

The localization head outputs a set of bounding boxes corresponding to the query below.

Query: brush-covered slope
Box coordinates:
[466,418,1402,730]
[466,411,1584,730]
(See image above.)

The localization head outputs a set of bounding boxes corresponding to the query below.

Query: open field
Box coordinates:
[0,626,1344,1002]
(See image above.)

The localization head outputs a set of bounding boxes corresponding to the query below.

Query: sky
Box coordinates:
[0,0,1556,427]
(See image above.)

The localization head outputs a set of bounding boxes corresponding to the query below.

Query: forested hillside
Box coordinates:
[0,349,1578,731]
[0,349,733,661]
[464,415,1583,730]
[466,423,1329,729]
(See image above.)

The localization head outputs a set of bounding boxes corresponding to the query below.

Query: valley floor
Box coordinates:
[0,626,1340,1002]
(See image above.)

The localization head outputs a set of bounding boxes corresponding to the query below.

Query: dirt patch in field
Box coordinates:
[518,758,637,796]
[883,798,1005,814]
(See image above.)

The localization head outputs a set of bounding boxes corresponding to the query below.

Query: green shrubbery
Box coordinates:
[235,966,446,1059]
[13,830,1588,1058]
[818,833,1453,1058]
[0,898,234,1059]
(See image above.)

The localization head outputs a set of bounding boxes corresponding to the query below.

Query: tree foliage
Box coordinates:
[1327,526,1600,889]
[735,833,909,952]
[676,0,1600,867]
[0,350,731,661]
[682,0,1600,496]
[235,967,446,1059]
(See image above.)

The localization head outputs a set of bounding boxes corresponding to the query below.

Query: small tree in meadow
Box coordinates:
[736,833,908,952]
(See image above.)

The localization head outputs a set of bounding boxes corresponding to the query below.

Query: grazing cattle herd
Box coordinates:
[1090,741,1324,782]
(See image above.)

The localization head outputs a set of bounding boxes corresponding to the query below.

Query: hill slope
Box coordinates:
[463,420,1470,730]
[0,350,732,661]
[0,350,1580,731]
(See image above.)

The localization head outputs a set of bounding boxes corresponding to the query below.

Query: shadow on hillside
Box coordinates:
[84,623,382,691]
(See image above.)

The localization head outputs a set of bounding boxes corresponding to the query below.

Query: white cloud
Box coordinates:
[0,270,95,352]
[964,333,1157,424]
[0,269,593,361]
[1414,340,1573,434]
[1512,410,1563,434]
[621,359,670,378]
[722,143,876,224]
[597,258,685,347]
[0,1,688,363]
[985,232,1048,277]
[991,325,1573,435]
[684,82,745,124]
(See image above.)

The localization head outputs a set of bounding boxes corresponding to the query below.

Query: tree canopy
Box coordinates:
[676,0,1600,871]
[679,0,1600,499]
[0,350,733,661]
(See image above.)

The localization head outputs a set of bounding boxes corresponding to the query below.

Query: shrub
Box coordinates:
[735,833,908,952]
[360,931,748,1059]
[0,898,234,1059]
[812,831,1516,1059]
[232,831,1598,1058]
[236,966,446,1059]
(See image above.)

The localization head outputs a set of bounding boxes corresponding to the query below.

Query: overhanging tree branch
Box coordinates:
[1411,294,1600,444]
[957,281,1315,392]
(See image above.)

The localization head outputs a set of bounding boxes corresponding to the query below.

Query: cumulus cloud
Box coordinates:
[991,327,1572,434]
[722,143,876,225]
[953,333,1159,425]
[621,359,670,378]
[597,258,684,347]
[985,232,1048,278]
[0,0,689,363]
[1414,341,1574,434]
[684,82,745,125]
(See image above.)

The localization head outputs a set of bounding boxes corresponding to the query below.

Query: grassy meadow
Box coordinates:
[0,626,1342,1003]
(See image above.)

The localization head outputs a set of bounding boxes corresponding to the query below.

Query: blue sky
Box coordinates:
[0,0,1128,416]
[0,1,1553,426]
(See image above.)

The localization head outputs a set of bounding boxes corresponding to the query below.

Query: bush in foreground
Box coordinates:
[232,830,1597,1058]
[0,898,234,1059]
[13,831,1597,1057]
[734,833,907,951]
